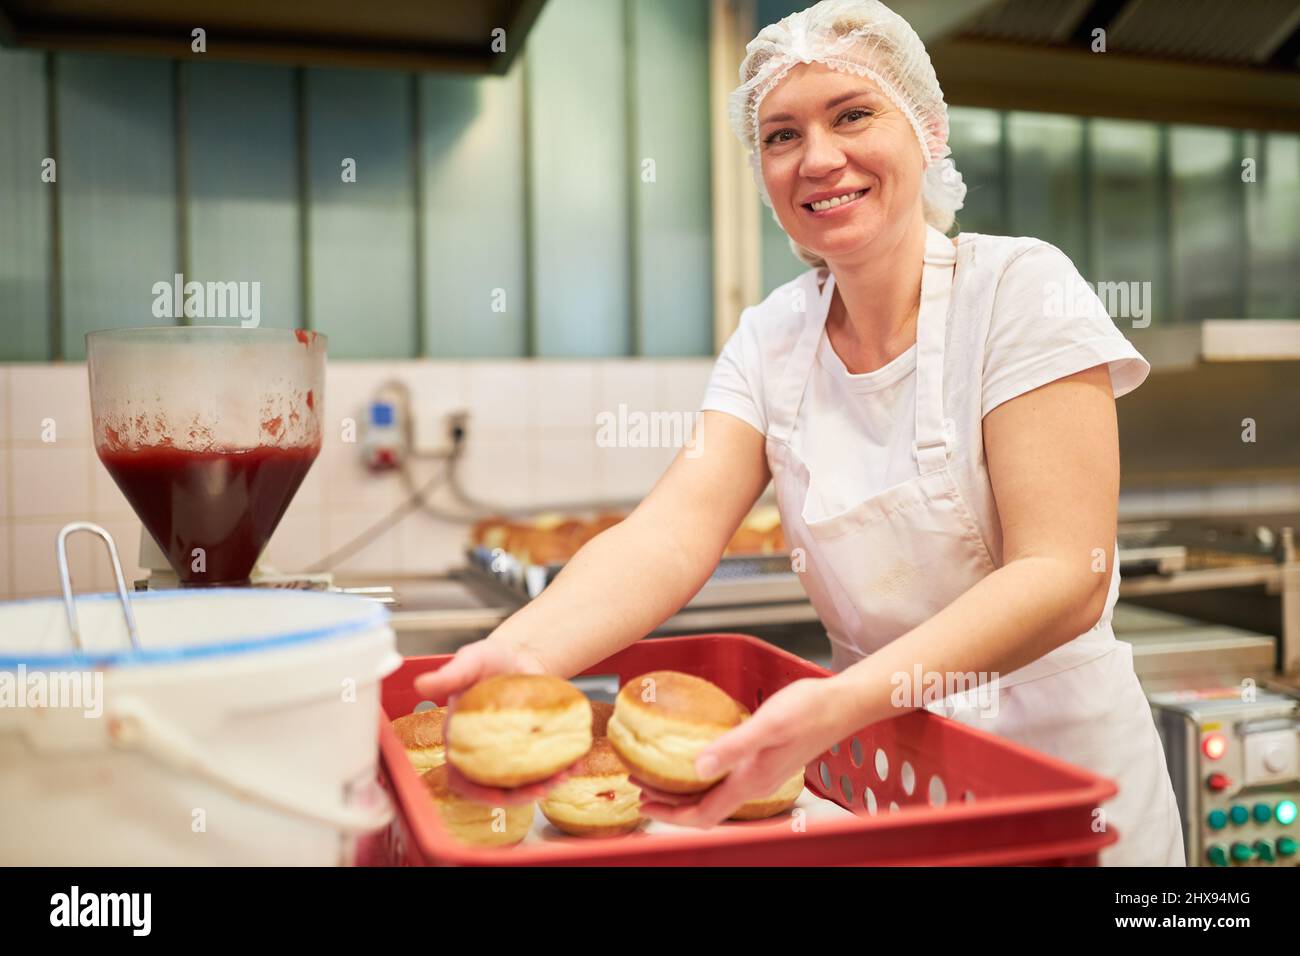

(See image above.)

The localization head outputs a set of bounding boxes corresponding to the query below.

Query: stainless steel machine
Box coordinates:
[1114,518,1300,865]
[1149,685,1300,867]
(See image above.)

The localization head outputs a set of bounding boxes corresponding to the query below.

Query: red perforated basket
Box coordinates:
[377,633,1118,866]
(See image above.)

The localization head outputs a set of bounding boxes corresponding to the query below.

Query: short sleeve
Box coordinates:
[982,242,1151,418]
[701,307,767,436]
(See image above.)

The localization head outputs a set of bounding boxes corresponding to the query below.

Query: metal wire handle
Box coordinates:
[57,521,141,652]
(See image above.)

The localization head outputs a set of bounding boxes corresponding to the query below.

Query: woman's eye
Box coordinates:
[839,108,873,124]
[763,128,797,146]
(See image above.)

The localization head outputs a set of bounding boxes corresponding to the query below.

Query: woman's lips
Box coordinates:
[802,188,870,218]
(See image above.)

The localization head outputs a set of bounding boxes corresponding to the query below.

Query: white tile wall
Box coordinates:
[0,357,720,597]
[10,445,92,519]
[6,356,1291,600]
[0,367,9,443]
[8,364,92,444]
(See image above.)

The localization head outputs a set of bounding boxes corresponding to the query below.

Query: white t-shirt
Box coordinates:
[702,233,1151,533]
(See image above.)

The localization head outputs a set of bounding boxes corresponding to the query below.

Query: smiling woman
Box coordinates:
[417,0,1185,869]
[730,0,965,268]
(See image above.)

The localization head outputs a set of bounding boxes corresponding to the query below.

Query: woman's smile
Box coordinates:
[802,186,871,217]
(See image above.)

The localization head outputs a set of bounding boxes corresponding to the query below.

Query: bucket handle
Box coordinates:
[108,696,394,835]
[57,522,142,652]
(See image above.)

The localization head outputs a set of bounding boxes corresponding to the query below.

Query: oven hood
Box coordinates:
[0,0,547,74]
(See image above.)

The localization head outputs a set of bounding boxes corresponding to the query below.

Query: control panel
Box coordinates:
[1150,686,1300,867]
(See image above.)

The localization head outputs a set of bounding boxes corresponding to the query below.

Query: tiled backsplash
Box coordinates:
[2,358,1299,600]
[0,359,712,599]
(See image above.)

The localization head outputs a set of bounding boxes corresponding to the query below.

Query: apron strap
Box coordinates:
[767,268,836,445]
[767,227,956,471]
[913,227,957,475]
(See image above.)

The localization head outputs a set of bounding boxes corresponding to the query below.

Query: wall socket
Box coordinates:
[412,409,470,456]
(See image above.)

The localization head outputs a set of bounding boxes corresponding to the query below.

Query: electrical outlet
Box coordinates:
[446,410,469,449]
[411,409,470,457]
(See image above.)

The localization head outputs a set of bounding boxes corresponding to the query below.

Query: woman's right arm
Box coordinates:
[415,410,770,701]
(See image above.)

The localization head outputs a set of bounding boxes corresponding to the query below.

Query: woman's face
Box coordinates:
[757,63,925,262]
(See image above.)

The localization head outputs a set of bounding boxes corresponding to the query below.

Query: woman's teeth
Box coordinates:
[807,189,866,212]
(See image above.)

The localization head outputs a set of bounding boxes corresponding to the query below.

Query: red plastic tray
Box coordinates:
[378,633,1119,866]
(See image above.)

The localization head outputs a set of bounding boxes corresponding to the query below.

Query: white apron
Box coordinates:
[766,226,1185,866]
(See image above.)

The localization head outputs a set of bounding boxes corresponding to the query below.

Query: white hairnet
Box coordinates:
[729,0,966,267]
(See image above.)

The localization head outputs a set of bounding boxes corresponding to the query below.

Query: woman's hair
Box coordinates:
[728,0,966,269]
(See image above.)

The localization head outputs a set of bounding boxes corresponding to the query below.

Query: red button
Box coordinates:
[1202,733,1228,760]
[1207,772,1232,792]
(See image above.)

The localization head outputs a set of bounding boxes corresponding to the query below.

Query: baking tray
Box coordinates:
[378,633,1120,866]
[464,546,802,604]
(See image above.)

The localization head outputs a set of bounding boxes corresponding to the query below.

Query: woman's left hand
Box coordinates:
[634,676,848,828]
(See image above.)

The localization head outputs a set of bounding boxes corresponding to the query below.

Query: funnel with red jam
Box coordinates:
[87,327,326,586]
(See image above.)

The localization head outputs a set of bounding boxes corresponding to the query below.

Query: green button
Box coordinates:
[1253,802,1272,823]
[1254,840,1274,862]
[1276,800,1297,826]
[1230,805,1249,826]
[1278,836,1297,857]
[1207,809,1227,830]
[1230,842,1254,862]
[1206,844,1229,867]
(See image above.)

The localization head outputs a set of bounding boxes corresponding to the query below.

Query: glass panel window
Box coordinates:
[948,106,1005,237]
[1169,125,1243,322]
[1089,119,1164,326]
[1245,132,1300,319]
[1007,112,1086,267]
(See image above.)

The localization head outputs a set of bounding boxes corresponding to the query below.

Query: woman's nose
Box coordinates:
[799,126,846,179]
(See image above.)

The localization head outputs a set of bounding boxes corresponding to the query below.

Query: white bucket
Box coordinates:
[0,588,401,865]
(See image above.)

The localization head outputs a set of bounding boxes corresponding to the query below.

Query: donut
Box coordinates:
[539,737,644,837]
[470,516,514,550]
[589,700,615,737]
[729,769,804,820]
[724,505,785,556]
[606,670,747,794]
[447,674,593,788]
[422,764,533,847]
[391,706,446,773]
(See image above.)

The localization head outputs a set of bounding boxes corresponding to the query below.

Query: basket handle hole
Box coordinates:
[572,673,619,702]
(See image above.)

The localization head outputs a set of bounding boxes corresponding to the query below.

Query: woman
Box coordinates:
[419,0,1185,865]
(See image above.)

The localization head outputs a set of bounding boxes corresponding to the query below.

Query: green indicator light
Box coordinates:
[1276,800,1297,826]
[1206,844,1228,867]
[1253,802,1272,823]
[1229,805,1249,826]
[1230,842,1254,862]
[1254,840,1274,862]
[1278,836,1297,857]
[1207,809,1227,830]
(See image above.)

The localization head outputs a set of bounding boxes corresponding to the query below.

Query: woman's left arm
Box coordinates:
[639,363,1119,825]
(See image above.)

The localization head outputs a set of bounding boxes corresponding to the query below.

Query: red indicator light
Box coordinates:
[1206,772,1231,792]
[1203,733,1227,760]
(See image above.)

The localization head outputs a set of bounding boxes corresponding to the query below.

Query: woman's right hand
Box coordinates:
[413,636,550,708]
[413,638,567,806]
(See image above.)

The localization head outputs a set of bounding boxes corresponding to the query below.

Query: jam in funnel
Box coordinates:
[87,327,326,586]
